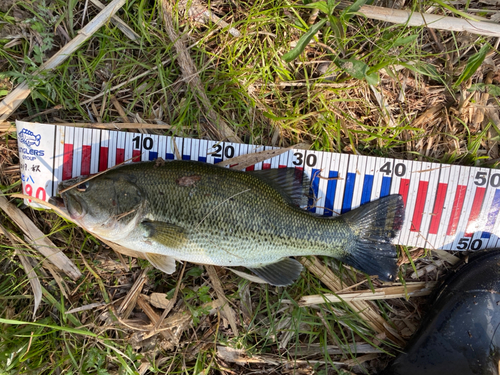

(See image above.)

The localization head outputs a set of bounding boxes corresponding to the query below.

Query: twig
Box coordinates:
[58,154,140,194]
[218,143,310,170]
[335,1,500,37]
[89,0,140,41]
[287,282,436,306]
[117,267,151,319]
[66,302,107,314]
[44,122,177,129]
[110,95,130,123]
[136,295,177,342]
[251,81,355,88]
[195,189,250,229]
[2,221,71,299]
[113,208,137,222]
[22,105,63,121]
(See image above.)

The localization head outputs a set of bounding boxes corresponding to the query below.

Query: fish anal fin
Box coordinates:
[247,258,303,286]
[141,220,187,248]
[145,253,177,274]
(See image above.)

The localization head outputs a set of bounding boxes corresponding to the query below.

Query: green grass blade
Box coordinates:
[282,19,327,62]
[454,44,489,88]
[468,83,500,96]
[341,0,368,21]
[0,318,97,337]
[432,0,481,21]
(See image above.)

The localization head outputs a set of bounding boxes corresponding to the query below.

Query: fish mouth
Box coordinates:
[48,196,65,208]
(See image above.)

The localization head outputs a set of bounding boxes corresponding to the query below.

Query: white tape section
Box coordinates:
[15,120,500,251]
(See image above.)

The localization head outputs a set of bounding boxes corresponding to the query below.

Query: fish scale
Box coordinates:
[137,162,347,261]
[60,160,405,285]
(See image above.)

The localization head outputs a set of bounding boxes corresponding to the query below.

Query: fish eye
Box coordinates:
[77,182,89,192]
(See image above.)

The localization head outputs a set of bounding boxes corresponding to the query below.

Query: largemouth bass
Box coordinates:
[58,160,405,286]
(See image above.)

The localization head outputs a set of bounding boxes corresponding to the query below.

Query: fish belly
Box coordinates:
[116,221,344,268]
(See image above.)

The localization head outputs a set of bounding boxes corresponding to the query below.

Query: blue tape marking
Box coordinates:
[481,189,500,239]
[361,175,374,205]
[381,176,391,197]
[166,153,174,160]
[214,158,222,164]
[308,169,321,213]
[198,156,207,163]
[182,155,190,160]
[149,151,158,161]
[324,171,338,217]
[341,172,356,214]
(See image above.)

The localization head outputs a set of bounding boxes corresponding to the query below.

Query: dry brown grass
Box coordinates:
[1,0,500,373]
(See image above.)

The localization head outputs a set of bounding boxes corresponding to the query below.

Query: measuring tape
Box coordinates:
[15,120,500,252]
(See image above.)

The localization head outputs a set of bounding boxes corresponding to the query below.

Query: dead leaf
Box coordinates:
[149,293,171,309]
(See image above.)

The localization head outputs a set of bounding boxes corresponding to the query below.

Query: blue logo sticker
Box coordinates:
[19,128,41,147]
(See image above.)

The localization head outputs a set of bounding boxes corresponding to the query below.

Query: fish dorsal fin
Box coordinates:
[248,168,310,207]
[145,253,177,274]
[140,221,187,248]
[247,258,303,286]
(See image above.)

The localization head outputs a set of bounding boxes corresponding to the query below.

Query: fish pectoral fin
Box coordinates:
[140,220,187,248]
[226,268,268,284]
[145,253,176,274]
[247,258,303,286]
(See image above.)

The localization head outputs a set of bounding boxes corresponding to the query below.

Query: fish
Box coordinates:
[57,160,405,286]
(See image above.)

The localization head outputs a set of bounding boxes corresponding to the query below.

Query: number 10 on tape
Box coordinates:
[15,120,500,251]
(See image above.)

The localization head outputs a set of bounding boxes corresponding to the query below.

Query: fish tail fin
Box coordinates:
[338,195,405,282]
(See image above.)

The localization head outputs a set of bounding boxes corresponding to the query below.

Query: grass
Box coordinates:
[1,0,499,373]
